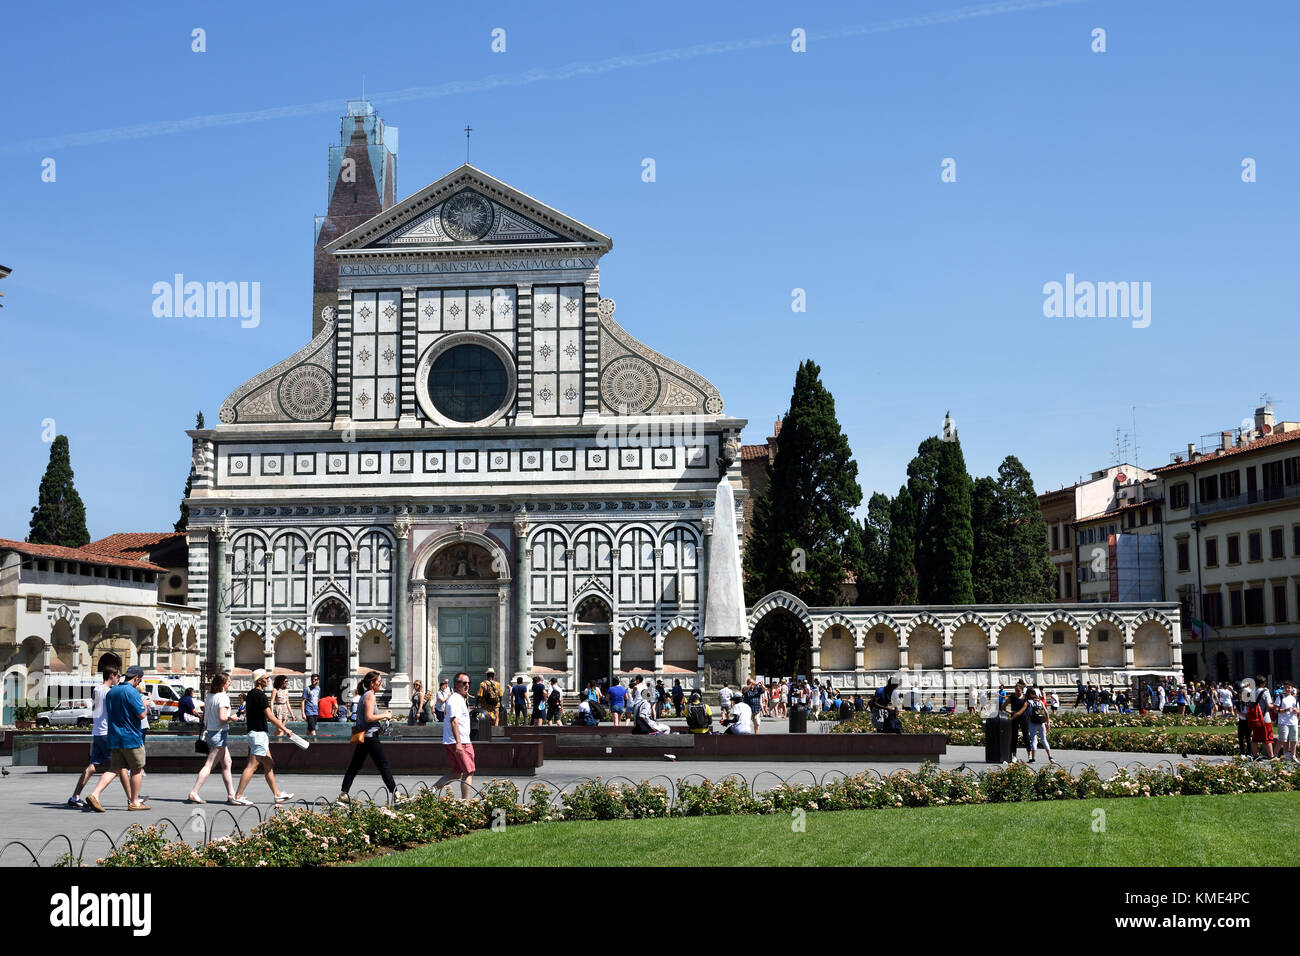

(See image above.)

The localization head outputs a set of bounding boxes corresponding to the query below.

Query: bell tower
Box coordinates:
[312,100,397,336]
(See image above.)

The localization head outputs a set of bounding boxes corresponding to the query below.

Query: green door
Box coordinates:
[438,607,493,694]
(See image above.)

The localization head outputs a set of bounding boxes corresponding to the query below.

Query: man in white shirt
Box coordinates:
[1276,681,1298,762]
[719,684,733,718]
[70,665,120,807]
[726,699,754,734]
[432,671,475,797]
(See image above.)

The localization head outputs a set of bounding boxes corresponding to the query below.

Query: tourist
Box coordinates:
[431,671,475,798]
[436,678,452,722]
[84,665,149,813]
[338,670,399,802]
[1217,682,1234,717]
[1075,678,1085,708]
[686,690,712,733]
[187,672,238,804]
[1098,686,1112,714]
[967,685,979,714]
[1048,689,1060,715]
[547,678,563,725]
[1005,681,1030,763]
[531,675,547,726]
[177,686,202,730]
[511,676,529,725]
[271,674,293,739]
[1155,682,1167,713]
[632,686,669,734]
[350,683,362,725]
[1250,675,1275,760]
[1025,688,1053,764]
[335,683,349,721]
[744,680,764,732]
[230,669,296,806]
[1236,683,1253,755]
[576,695,597,726]
[607,678,628,726]
[719,682,733,718]
[725,696,754,734]
[69,664,119,808]
[408,680,427,726]
[317,689,337,724]
[302,673,321,738]
[478,668,503,726]
[654,679,667,719]
[672,678,685,717]
[1275,681,1298,763]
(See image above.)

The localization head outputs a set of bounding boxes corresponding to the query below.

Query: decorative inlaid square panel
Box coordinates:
[326,452,349,475]
[294,454,317,475]
[390,451,413,474]
[487,449,510,472]
[585,447,609,470]
[423,451,446,473]
[259,454,283,476]
[685,446,710,469]
[456,450,479,472]
[520,449,543,472]
[228,454,250,476]
[651,447,675,469]
[619,447,643,470]
[358,450,382,474]
[552,448,576,471]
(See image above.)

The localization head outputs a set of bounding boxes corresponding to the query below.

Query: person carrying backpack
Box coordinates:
[478,669,503,726]
[686,691,712,734]
[546,678,563,726]
[1249,676,1275,760]
[1025,688,1053,764]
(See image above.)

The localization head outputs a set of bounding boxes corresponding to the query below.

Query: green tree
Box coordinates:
[28,435,90,548]
[882,486,918,605]
[907,432,974,604]
[854,492,892,605]
[995,455,1055,602]
[743,360,863,607]
[971,475,1009,604]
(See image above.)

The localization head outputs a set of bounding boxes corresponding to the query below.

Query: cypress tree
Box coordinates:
[971,475,1009,603]
[928,438,975,603]
[742,360,862,606]
[883,486,918,605]
[854,492,892,605]
[996,456,1056,602]
[28,435,90,548]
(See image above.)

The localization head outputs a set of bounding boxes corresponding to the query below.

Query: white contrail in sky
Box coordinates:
[0,0,1084,155]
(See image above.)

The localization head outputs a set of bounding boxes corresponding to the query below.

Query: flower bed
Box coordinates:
[833,710,1238,752]
[94,759,1300,867]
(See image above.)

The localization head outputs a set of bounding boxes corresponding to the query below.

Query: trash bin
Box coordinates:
[983,713,1012,763]
[789,703,808,733]
[470,710,494,741]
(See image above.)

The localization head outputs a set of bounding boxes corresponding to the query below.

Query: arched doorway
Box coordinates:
[423,539,504,695]
[575,595,612,690]
[314,597,351,697]
[752,608,811,680]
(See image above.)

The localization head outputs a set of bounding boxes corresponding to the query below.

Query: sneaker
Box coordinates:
[335,793,352,804]
[85,794,105,813]
[227,796,253,806]
[1027,756,1036,763]
[274,792,294,802]
[67,796,84,808]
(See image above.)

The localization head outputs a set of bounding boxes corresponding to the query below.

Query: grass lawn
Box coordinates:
[1087,724,1235,737]
[355,791,1297,867]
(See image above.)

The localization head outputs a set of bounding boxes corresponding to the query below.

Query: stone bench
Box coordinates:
[524,731,946,761]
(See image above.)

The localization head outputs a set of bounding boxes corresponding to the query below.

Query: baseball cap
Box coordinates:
[124,666,145,680]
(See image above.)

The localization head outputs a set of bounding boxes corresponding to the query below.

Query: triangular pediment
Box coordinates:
[328,164,612,255]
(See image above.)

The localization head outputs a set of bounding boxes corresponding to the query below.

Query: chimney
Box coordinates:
[1255,404,1275,436]
[772,417,782,437]
[1220,431,1232,452]
[1187,443,1196,461]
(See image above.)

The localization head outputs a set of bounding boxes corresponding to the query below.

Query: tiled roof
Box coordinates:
[741,444,770,461]
[1152,428,1300,474]
[0,538,166,572]
[1077,497,1163,523]
[82,531,186,558]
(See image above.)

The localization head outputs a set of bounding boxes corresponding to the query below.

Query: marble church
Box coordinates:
[185,101,738,707]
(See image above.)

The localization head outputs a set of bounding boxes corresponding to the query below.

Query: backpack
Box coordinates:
[548,689,561,709]
[1030,701,1048,724]
[687,702,710,730]
[1248,698,1266,729]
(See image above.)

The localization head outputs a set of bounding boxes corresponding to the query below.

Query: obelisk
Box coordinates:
[702,460,749,689]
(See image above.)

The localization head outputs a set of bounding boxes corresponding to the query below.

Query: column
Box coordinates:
[410,585,427,689]
[699,518,712,637]
[514,514,530,677]
[214,523,231,673]
[389,516,412,709]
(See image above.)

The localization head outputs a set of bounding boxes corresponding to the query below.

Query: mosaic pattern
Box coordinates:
[601,356,660,413]
[278,364,333,421]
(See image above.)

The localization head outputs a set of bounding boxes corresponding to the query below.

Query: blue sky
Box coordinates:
[1,0,1297,538]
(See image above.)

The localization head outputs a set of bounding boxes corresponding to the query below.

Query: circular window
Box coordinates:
[428,344,509,423]
[168,575,183,589]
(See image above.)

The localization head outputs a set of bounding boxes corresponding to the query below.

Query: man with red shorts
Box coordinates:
[432,671,475,797]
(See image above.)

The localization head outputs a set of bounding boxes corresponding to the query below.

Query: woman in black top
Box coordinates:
[1005,681,1030,762]
[339,671,398,803]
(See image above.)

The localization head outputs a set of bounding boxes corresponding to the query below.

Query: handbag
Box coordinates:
[194,735,210,755]
[350,731,365,745]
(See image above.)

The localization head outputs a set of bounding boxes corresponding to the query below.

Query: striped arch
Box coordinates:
[528,616,569,651]
[1129,607,1174,633]
[231,619,266,641]
[617,616,655,640]
[748,591,813,638]
[356,618,391,639]
[904,612,945,640]
[270,619,305,638]
[816,613,857,641]
[658,616,700,652]
[1037,609,1081,640]
[1084,608,1126,636]
[949,610,991,633]
[992,610,1035,642]
[861,612,901,640]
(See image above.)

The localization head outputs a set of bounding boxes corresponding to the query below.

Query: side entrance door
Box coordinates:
[438,607,493,697]
[578,631,612,691]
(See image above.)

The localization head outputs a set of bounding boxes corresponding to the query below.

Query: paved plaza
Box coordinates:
[0,742,1233,864]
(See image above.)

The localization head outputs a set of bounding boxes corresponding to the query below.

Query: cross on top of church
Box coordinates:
[464,124,472,163]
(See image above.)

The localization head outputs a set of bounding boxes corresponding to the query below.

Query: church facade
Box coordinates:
[184,103,740,705]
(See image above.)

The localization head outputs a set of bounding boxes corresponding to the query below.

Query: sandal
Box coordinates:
[186,793,206,804]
